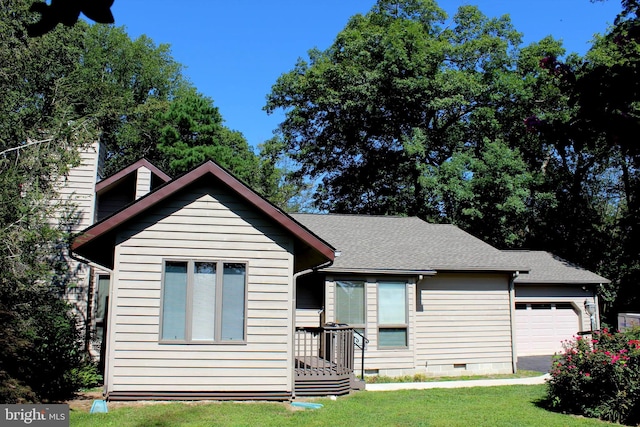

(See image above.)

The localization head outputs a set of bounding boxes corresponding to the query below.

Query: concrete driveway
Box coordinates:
[517,355,554,373]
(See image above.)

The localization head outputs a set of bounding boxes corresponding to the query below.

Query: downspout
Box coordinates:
[291,258,334,400]
[594,287,601,331]
[509,271,519,374]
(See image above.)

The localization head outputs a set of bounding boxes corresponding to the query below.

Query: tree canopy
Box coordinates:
[266,0,639,317]
[266,0,532,234]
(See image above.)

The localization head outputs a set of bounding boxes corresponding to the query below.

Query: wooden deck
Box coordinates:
[294,325,364,396]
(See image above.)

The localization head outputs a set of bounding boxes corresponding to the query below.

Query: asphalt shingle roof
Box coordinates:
[291,214,526,274]
[506,250,609,284]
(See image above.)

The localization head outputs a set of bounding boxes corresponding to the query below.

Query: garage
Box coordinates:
[515,303,580,356]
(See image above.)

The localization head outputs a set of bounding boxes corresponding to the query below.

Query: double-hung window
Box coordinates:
[161,260,246,343]
[378,282,408,348]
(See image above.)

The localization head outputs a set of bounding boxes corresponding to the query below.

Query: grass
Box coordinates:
[70,385,619,427]
[364,370,543,383]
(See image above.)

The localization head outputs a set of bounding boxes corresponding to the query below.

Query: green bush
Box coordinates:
[0,288,101,403]
[546,327,640,425]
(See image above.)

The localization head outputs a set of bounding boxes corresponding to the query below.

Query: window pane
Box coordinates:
[162,262,187,340]
[379,282,406,325]
[192,262,216,341]
[379,328,407,347]
[335,281,364,325]
[221,263,246,341]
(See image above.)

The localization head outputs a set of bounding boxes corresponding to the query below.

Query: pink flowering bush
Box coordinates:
[546,327,640,425]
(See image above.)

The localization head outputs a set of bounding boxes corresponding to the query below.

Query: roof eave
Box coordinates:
[514,278,610,285]
[73,161,335,269]
[323,267,438,276]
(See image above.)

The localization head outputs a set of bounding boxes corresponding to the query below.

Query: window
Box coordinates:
[160,260,246,343]
[378,282,408,348]
[335,280,365,343]
[335,280,365,325]
[95,275,110,344]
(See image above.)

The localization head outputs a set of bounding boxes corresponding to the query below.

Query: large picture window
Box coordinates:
[161,260,246,343]
[378,282,408,348]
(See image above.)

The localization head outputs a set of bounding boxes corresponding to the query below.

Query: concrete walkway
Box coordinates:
[366,374,550,391]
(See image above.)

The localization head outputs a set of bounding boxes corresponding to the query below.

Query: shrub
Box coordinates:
[0,288,101,403]
[546,327,640,425]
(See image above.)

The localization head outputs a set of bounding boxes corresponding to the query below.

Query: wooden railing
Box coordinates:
[294,324,355,377]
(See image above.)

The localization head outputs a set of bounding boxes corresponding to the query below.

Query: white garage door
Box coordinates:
[516,303,580,356]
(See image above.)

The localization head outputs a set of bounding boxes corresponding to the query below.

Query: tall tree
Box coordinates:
[63,23,187,174]
[265,0,532,236]
[0,0,99,402]
[529,0,640,314]
[155,89,259,180]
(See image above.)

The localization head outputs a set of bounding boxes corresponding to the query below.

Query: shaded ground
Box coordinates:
[517,355,554,373]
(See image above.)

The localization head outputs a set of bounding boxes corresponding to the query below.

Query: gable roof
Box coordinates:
[95,158,171,194]
[72,161,335,271]
[291,214,527,275]
[506,250,609,284]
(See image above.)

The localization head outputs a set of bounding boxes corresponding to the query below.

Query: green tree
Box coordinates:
[64,23,186,174]
[431,141,535,247]
[265,0,530,230]
[155,89,258,179]
[530,0,640,315]
[0,0,99,402]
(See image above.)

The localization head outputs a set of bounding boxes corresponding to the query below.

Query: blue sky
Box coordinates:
[110,0,622,151]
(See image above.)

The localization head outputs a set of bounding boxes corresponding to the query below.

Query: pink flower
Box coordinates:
[584,373,591,377]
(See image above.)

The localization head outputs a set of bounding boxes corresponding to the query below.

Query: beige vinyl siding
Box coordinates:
[106,184,295,395]
[295,309,321,328]
[135,166,152,200]
[53,142,100,335]
[415,273,513,376]
[54,141,100,231]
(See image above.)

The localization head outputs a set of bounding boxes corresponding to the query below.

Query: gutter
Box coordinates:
[69,250,113,275]
[290,257,334,400]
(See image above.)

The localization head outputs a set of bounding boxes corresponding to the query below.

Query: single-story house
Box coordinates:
[64,148,608,400]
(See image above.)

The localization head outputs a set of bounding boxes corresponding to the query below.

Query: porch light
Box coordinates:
[584,299,597,331]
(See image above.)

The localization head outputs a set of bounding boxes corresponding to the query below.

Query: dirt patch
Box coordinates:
[66,391,312,413]
[66,391,160,412]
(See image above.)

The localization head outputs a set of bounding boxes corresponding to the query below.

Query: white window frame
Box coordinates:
[159,259,248,344]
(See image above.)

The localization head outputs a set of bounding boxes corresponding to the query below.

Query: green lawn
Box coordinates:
[70,385,618,427]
